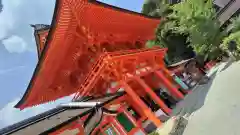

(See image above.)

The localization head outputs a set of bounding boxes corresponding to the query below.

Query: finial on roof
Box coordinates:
[30,24,35,28]
[30,24,50,31]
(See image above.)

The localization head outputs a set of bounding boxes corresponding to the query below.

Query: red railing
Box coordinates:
[73,48,167,99]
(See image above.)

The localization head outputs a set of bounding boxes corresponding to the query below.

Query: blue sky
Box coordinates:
[0,0,144,128]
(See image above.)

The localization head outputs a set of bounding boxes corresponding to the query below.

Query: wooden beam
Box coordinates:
[120,81,162,127]
[134,76,172,114]
[155,71,184,99]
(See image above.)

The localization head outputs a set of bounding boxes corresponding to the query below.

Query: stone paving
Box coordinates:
[182,61,240,135]
[156,61,240,135]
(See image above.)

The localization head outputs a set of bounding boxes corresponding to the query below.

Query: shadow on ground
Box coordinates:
[171,71,217,117]
[219,62,233,72]
[147,62,235,134]
[145,73,218,134]
[154,72,220,135]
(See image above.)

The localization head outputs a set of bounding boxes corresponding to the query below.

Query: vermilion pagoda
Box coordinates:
[7,0,188,134]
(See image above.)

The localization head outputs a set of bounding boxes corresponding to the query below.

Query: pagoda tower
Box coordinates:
[30,24,50,57]
[10,0,188,134]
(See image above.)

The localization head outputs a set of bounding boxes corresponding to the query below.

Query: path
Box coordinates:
[182,61,240,135]
[156,61,240,135]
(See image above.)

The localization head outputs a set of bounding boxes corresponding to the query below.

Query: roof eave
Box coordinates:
[15,0,60,109]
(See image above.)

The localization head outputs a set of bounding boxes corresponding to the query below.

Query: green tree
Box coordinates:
[227,15,240,33]
[142,0,158,15]
[167,0,227,61]
[221,16,240,58]
[143,0,240,64]
[143,0,198,64]
[147,0,231,63]
[150,2,195,64]
[142,0,170,17]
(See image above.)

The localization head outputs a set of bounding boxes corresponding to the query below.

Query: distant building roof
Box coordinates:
[168,58,194,68]
[30,24,50,31]
[31,24,50,58]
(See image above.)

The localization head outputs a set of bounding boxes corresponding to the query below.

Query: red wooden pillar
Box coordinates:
[137,116,147,126]
[142,75,160,90]
[163,67,172,74]
[120,81,162,127]
[134,76,172,114]
[126,96,146,121]
[154,71,184,99]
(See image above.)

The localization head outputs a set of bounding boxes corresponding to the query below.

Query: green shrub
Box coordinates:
[222,31,240,57]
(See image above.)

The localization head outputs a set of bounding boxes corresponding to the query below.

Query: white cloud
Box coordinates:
[0,66,25,74]
[0,95,73,128]
[2,36,28,53]
[0,1,14,40]
[0,0,23,39]
[0,0,55,53]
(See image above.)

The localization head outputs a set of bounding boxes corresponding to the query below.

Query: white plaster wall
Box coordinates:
[214,0,231,8]
[217,0,240,25]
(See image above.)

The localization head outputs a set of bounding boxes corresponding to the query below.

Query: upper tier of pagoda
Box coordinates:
[15,0,161,109]
[31,24,50,57]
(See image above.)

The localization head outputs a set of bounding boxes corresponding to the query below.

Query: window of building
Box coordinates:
[104,127,118,135]
[116,113,135,132]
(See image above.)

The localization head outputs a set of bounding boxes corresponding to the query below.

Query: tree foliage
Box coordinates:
[143,0,240,63]
[222,16,240,57]
[150,1,196,64]
[142,0,158,15]
[142,0,170,17]
[227,15,240,33]
[166,0,228,60]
